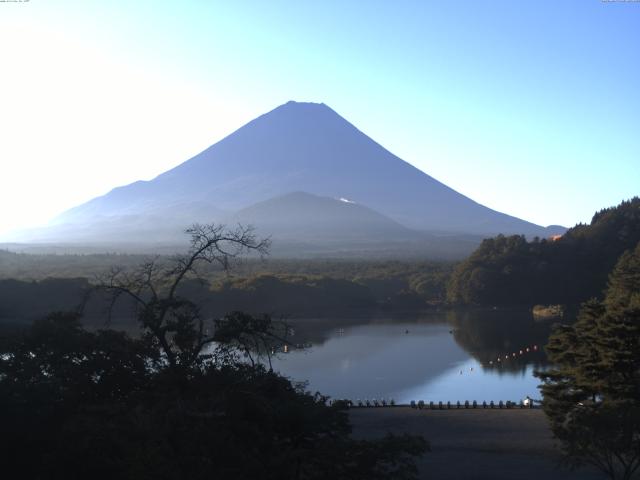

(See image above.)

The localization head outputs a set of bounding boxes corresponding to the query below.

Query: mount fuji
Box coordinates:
[9,101,564,257]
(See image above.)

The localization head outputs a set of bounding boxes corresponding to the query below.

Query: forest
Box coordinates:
[447,198,640,306]
[0,254,452,324]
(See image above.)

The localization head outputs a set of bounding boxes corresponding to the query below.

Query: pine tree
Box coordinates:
[537,242,640,480]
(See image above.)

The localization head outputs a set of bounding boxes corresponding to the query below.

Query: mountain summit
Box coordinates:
[17,101,562,255]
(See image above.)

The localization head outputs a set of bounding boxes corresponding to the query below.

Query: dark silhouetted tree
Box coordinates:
[0,224,427,479]
[96,223,270,369]
[536,241,640,480]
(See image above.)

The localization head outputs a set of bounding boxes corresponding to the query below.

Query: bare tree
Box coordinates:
[95,223,271,369]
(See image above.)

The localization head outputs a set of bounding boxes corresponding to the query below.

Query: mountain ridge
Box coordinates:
[9,101,565,256]
[56,101,557,236]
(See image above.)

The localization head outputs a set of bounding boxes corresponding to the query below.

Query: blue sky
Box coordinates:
[1,0,638,234]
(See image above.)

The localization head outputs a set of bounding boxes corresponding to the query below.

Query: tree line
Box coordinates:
[0,267,452,325]
[447,198,640,306]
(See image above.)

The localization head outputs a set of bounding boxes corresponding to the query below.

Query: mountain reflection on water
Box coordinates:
[270,309,554,404]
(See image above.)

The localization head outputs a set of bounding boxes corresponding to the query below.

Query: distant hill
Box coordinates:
[228,192,413,240]
[224,191,482,258]
[6,101,564,257]
[447,197,640,306]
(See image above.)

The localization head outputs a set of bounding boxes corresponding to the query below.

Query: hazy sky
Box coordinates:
[1,0,638,235]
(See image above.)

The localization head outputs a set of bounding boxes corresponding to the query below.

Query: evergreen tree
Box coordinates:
[537,242,640,480]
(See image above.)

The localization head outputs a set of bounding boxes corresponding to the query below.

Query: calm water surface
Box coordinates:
[271,309,554,404]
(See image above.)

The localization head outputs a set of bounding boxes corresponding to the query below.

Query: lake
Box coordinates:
[271,309,554,404]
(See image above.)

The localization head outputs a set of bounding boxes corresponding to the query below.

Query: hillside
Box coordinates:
[447,197,640,306]
[228,192,412,239]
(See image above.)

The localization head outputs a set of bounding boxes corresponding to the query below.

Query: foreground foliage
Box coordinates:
[536,241,640,480]
[0,224,427,479]
[0,313,426,480]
